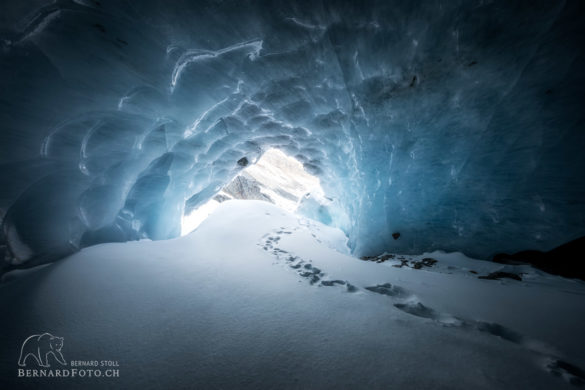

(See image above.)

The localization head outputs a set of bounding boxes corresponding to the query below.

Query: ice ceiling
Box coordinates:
[1,0,584,270]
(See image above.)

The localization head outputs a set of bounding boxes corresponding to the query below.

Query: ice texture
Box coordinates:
[1,0,584,268]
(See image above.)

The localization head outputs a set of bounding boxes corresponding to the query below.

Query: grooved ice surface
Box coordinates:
[1,0,584,267]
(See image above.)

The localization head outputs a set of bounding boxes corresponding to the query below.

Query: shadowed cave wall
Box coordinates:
[1,0,584,270]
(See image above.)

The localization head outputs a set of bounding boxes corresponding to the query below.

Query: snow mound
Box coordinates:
[1,201,584,389]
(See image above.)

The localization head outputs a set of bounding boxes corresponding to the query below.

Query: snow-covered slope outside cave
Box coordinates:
[1,1,584,271]
[238,148,322,212]
[1,201,584,389]
[181,148,330,235]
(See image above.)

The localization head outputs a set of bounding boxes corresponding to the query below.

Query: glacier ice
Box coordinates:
[1,0,584,269]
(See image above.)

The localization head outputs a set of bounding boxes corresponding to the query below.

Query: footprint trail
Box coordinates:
[259,228,357,292]
[258,227,585,387]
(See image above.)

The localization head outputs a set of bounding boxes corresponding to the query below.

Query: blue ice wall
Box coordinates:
[1,0,584,268]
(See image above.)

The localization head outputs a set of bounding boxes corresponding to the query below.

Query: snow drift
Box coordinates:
[1,201,584,389]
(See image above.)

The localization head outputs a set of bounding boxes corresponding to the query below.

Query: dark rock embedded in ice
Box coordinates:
[493,236,585,281]
[478,271,522,282]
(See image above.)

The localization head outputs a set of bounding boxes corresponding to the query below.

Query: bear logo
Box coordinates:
[18,333,67,367]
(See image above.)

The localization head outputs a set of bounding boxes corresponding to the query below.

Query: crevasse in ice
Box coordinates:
[1,0,584,268]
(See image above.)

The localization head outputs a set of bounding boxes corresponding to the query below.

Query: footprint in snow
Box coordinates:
[260,229,356,292]
[365,281,585,387]
[260,228,585,386]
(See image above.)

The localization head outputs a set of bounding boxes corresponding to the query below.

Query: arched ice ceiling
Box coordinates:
[1,0,584,270]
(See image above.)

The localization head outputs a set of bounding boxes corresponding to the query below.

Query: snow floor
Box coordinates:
[1,200,585,389]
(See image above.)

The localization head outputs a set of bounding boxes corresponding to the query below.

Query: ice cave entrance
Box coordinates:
[181,149,326,235]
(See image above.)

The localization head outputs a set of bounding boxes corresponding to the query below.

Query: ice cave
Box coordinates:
[1,1,584,389]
